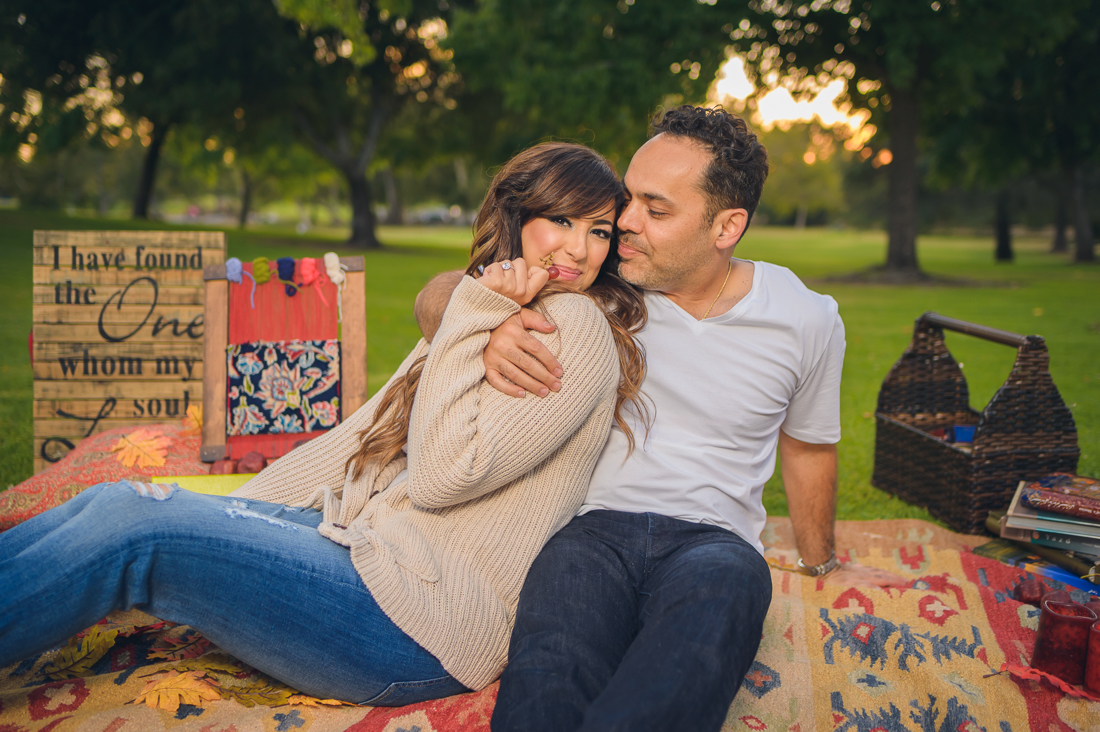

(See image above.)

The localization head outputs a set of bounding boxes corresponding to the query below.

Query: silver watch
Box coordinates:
[797,551,839,577]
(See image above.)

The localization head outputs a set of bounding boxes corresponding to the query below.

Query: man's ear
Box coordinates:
[712,208,750,253]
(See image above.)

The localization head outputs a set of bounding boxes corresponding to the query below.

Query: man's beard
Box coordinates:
[617,231,712,291]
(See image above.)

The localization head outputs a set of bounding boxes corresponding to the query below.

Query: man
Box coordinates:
[415,106,898,732]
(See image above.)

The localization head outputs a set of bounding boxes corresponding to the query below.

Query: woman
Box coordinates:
[0,143,647,705]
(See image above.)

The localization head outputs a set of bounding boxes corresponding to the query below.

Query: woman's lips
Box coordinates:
[554,267,582,281]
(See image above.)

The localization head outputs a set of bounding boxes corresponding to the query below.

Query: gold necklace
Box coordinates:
[701,260,732,320]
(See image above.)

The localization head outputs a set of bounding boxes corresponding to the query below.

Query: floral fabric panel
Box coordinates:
[226,339,341,435]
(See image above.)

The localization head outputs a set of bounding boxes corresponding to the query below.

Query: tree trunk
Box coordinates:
[347,169,381,249]
[238,170,252,229]
[1070,165,1094,263]
[884,86,922,274]
[326,182,342,226]
[994,188,1013,262]
[132,122,169,219]
[795,203,808,229]
[382,166,404,225]
[1051,176,1069,253]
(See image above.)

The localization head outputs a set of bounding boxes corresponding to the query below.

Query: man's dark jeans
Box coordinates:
[491,510,772,732]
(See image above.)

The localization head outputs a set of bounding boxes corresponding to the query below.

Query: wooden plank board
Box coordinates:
[34,341,203,360]
[33,321,205,344]
[35,380,204,400]
[33,285,204,306]
[201,279,229,462]
[32,230,225,472]
[34,359,204,382]
[34,230,227,248]
[34,418,196,439]
[35,394,201,421]
[33,304,204,325]
[341,267,368,418]
[34,266,219,286]
[33,246,224,267]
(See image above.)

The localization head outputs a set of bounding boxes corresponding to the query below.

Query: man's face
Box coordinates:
[616,134,714,292]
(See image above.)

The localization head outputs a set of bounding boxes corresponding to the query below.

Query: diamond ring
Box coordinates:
[501,261,512,270]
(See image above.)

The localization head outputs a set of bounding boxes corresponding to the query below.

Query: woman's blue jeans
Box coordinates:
[0,481,469,705]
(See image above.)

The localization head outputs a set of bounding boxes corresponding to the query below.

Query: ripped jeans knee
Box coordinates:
[121,480,178,501]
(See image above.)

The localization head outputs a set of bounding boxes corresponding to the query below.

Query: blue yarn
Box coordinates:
[224,257,257,308]
[277,257,298,296]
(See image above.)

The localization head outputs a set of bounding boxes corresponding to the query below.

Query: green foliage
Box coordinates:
[757,123,845,224]
[446,0,732,165]
[737,0,1078,131]
[274,0,378,65]
[928,0,1100,185]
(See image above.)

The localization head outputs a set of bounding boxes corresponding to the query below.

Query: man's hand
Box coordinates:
[824,563,910,589]
[484,309,562,398]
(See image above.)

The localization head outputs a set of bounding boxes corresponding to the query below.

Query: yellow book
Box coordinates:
[152,474,257,496]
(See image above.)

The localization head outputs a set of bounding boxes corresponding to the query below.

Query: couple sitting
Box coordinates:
[0,106,897,732]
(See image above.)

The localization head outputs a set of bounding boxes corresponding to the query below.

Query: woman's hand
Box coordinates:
[476,258,550,306]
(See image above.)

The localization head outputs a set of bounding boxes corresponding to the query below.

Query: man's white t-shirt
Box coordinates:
[579,259,846,555]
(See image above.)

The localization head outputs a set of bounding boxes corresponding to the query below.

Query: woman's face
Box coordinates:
[520,207,615,291]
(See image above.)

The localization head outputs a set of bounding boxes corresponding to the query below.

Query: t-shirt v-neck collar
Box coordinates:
[649,259,761,332]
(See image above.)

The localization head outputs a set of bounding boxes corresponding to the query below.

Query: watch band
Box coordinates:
[797,551,839,577]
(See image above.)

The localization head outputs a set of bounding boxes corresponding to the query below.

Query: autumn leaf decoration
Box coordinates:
[147,627,213,661]
[135,670,222,712]
[287,694,356,707]
[181,404,203,435]
[43,624,121,680]
[111,427,170,468]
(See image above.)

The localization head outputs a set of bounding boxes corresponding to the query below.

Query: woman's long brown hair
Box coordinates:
[346,142,648,480]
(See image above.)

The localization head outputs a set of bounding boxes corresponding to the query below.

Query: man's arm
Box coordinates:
[414,270,464,343]
[779,429,906,588]
[414,270,564,397]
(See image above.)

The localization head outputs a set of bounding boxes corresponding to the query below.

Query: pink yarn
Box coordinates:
[299,257,330,307]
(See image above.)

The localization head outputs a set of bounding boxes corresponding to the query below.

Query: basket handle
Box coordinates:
[919,311,1033,348]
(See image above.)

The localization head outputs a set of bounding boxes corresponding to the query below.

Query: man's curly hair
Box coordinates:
[651,106,769,226]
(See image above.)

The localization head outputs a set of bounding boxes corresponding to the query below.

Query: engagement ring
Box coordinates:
[501,262,512,270]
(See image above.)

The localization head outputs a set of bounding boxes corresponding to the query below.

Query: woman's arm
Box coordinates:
[406,276,618,509]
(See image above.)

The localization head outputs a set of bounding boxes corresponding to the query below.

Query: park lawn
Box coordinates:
[1,210,1097,529]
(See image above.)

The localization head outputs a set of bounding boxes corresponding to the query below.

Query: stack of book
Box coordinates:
[983,473,1100,590]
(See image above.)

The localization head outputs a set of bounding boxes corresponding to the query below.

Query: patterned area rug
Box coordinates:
[2,518,1098,732]
[0,424,208,532]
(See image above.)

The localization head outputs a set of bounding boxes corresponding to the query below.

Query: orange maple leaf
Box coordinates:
[181,405,203,434]
[110,427,170,468]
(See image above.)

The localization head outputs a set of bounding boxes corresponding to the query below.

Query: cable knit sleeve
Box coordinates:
[405,275,619,509]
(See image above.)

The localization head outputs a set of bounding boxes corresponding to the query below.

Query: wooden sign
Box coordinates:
[32,231,226,473]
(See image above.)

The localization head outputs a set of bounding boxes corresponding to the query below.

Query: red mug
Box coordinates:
[1088,619,1100,694]
[1031,599,1097,686]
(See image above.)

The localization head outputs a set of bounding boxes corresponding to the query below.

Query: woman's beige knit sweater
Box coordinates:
[231,276,620,690]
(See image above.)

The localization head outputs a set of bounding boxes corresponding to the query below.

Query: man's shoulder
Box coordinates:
[755,261,834,304]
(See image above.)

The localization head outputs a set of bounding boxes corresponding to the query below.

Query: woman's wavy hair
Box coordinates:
[346,142,648,480]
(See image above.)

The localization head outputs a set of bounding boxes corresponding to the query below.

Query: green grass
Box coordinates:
[2,211,1097,529]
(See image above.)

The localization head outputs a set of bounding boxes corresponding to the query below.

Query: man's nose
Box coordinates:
[618,200,641,234]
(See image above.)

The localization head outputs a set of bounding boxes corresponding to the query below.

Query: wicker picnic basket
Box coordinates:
[871,312,1079,534]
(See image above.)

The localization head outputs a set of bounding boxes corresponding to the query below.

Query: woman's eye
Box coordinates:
[550,216,571,227]
[592,228,611,240]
